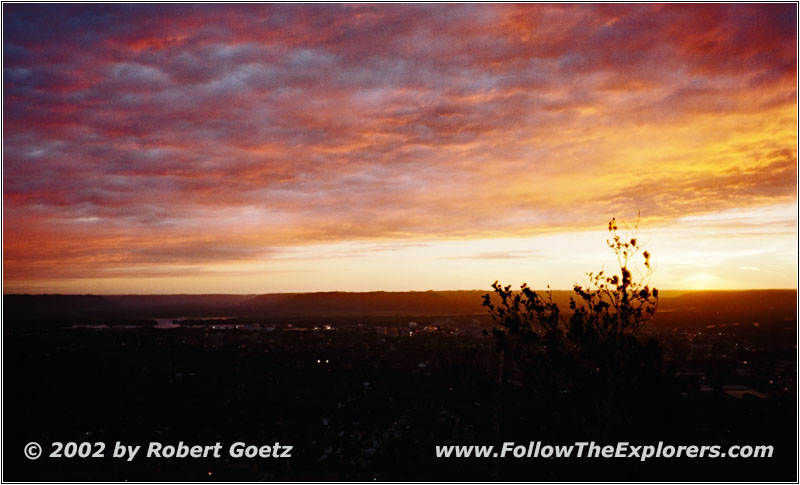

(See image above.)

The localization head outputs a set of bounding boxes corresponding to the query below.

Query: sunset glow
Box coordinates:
[3,3,797,294]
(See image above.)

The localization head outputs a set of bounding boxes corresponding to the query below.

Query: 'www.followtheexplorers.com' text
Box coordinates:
[435,442,774,461]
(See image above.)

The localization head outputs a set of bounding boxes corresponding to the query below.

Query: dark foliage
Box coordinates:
[482,217,667,431]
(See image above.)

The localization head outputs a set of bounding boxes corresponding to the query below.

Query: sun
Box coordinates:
[684,272,717,290]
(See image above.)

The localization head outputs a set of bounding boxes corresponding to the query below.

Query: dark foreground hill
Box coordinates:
[4,317,796,481]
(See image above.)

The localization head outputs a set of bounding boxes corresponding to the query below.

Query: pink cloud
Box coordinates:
[3,4,796,286]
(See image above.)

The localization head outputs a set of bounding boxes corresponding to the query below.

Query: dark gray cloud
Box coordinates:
[3,3,796,283]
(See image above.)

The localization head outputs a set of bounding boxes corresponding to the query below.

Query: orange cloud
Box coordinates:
[3,4,796,292]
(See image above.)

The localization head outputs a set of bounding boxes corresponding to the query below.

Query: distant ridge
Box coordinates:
[3,289,796,328]
[106,294,255,316]
[242,290,489,316]
[667,289,797,311]
[3,294,122,322]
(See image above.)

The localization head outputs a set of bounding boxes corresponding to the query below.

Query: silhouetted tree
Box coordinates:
[483,216,666,436]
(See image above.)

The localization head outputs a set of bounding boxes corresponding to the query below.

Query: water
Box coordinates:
[154,318,181,329]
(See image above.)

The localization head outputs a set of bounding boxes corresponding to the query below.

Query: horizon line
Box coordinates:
[3,288,798,297]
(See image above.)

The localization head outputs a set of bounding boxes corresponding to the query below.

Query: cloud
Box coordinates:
[447,251,541,261]
[3,4,796,288]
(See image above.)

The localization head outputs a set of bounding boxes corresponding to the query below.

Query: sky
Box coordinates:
[3,3,797,294]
